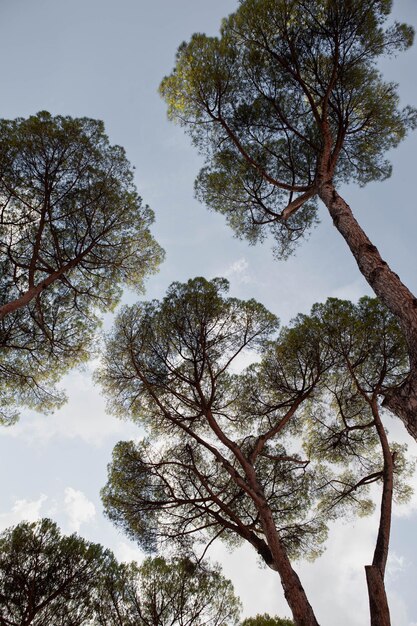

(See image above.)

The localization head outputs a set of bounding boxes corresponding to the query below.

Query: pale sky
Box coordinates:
[1,1,417,624]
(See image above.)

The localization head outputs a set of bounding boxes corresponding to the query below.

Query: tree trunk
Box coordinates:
[318,181,417,440]
[371,404,393,578]
[365,566,391,626]
[260,509,320,626]
[272,549,320,626]
[363,400,394,626]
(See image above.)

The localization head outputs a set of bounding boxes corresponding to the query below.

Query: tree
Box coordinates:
[99,277,325,625]
[98,278,413,626]
[94,556,242,626]
[0,111,163,423]
[0,517,241,626]
[236,295,412,625]
[0,518,112,626]
[159,0,417,439]
[242,614,294,626]
[301,298,413,626]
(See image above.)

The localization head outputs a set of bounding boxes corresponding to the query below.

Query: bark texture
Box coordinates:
[260,509,320,626]
[363,401,393,626]
[230,447,320,625]
[365,566,391,626]
[319,182,417,440]
[271,546,320,626]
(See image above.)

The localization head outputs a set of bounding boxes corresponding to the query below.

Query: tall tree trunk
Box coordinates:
[318,181,417,440]
[204,402,319,625]
[365,566,391,626]
[273,548,319,626]
[364,401,394,626]
[260,508,320,626]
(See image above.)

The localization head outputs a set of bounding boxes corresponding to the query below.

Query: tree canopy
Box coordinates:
[0,518,241,626]
[160,0,417,439]
[0,111,163,424]
[94,556,241,626]
[0,518,111,625]
[242,614,294,626]
[98,277,413,625]
[161,0,414,255]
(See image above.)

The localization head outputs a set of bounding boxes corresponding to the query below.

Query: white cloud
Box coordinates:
[114,540,144,565]
[228,348,260,374]
[0,494,48,532]
[0,365,138,447]
[64,487,96,532]
[387,551,407,580]
[0,488,97,536]
[224,258,251,284]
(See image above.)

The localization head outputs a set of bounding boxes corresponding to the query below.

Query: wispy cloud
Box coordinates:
[387,551,407,580]
[0,487,97,535]
[224,258,251,284]
[114,540,145,565]
[330,278,372,302]
[0,366,138,447]
[0,494,48,532]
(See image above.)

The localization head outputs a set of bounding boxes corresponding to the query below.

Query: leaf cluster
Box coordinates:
[0,111,163,422]
[0,518,112,625]
[241,614,294,626]
[0,519,241,626]
[99,278,413,567]
[94,555,241,626]
[160,0,417,257]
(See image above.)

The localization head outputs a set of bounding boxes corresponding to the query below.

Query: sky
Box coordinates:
[0,0,417,624]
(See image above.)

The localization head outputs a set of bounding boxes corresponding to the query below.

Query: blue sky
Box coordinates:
[1,1,417,624]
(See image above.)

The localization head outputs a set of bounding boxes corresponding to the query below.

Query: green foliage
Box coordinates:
[241,613,294,626]
[99,279,414,568]
[0,111,163,423]
[0,518,241,626]
[300,297,413,519]
[160,0,417,257]
[99,276,278,424]
[100,278,328,561]
[0,518,112,625]
[94,556,241,626]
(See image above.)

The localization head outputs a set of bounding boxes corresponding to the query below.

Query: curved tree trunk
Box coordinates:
[203,407,320,626]
[318,181,417,440]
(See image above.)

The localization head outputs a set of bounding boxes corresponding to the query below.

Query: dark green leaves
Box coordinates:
[242,613,294,626]
[94,556,242,626]
[0,111,163,423]
[99,278,412,562]
[0,519,241,626]
[98,276,278,425]
[0,519,112,625]
[161,0,417,257]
